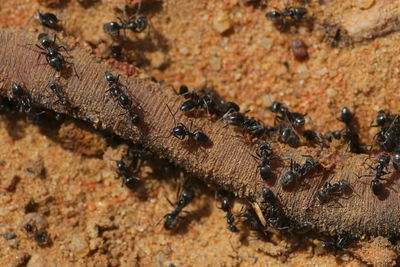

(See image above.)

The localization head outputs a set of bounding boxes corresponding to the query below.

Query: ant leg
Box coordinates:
[65,61,80,80]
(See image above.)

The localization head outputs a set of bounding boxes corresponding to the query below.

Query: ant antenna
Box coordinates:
[166,103,178,126]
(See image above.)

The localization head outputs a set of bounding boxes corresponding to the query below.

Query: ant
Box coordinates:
[265,6,308,30]
[35,10,60,30]
[166,104,209,142]
[163,187,195,230]
[0,98,12,114]
[372,110,400,152]
[175,85,198,100]
[322,233,360,254]
[269,101,306,128]
[266,7,307,21]
[251,140,274,180]
[303,130,329,148]
[48,81,70,106]
[23,223,50,246]
[316,180,353,203]
[115,160,140,189]
[242,118,272,138]
[10,82,33,113]
[279,156,319,187]
[103,14,147,37]
[32,33,79,79]
[340,107,365,153]
[237,206,269,239]
[221,109,247,127]
[279,124,300,147]
[219,197,239,233]
[260,187,284,227]
[104,71,140,124]
[356,154,391,195]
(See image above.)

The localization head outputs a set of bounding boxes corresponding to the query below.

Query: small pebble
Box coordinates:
[23,157,45,178]
[291,39,308,61]
[3,231,16,240]
[357,0,375,9]
[213,11,233,34]
[69,235,90,258]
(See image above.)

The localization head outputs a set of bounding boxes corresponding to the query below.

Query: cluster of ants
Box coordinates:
[0,3,397,257]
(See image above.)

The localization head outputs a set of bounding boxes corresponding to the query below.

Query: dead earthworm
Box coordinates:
[0,30,399,237]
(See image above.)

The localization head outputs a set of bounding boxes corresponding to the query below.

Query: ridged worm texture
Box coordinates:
[0,30,399,237]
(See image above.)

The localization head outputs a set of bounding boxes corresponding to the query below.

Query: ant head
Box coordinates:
[377,153,391,165]
[38,33,55,48]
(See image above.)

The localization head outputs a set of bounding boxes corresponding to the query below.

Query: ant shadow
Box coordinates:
[167,196,213,236]
[125,1,164,15]
[272,16,315,34]
[77,0,101,8]
[117,28,170,69]
[359,171,400,201]
[3,112,28,140]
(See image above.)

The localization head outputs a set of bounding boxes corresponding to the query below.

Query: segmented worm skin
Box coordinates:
[0,30,399,237]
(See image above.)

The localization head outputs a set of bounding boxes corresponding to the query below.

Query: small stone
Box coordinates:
[150,51,166,69]
[327,88,337,97]
[213,11,233,34]
[68,235,90,258]
[23,157,45,178]
[4,175,20,192]
[37,0,63,7]
[3,231,16,240]
[357,0,375,9]
[291,39,308,61]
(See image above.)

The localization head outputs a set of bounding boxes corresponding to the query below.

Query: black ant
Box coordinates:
[266,7,307,21]
[269,101,306,128]
[251,140,274,180]
[23,223,50,246]
[335,107,365,153]
[316,180,353,203]
[32,33,79,79]
[104,71,140,124]
[322,233,360,254]
[163,187,195,230]
[279,124,300,146]
[236,206,269,238]
[48,81,69,106]
[242,118,273,138]
[279,156,319,187]
[303,130,329,148]
[166,104,209,142]
[260,187,285,227]
[219,197,239,233]
[356,154,391,195]
[0,98,12,114]
[265,6,308,30]
[115,160,140,189]
[10,82,33,113]
[372,110,400,152]
[103,14,147,37]
[35,10,60,30]
[221,109,247,127]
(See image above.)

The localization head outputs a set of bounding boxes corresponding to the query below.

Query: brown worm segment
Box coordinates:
[0,30,399,237]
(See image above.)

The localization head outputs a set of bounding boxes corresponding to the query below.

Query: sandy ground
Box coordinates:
[1,0,400,266]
